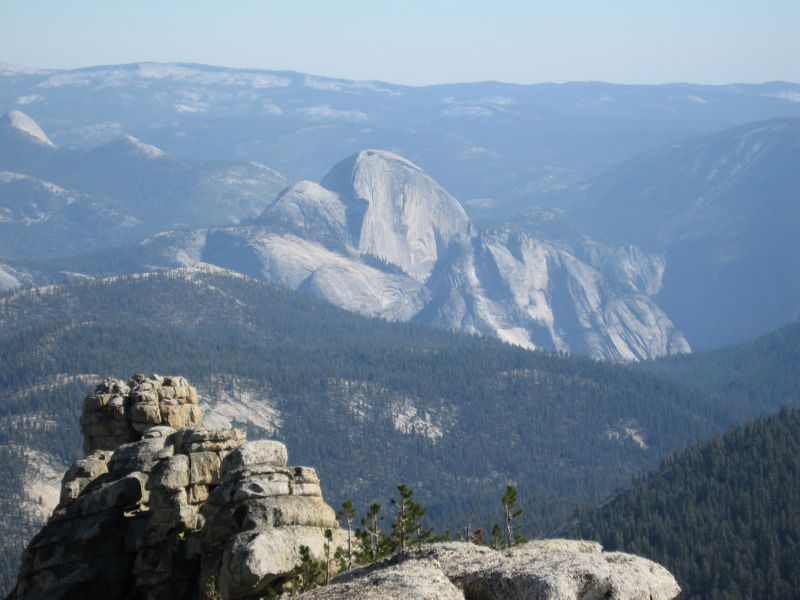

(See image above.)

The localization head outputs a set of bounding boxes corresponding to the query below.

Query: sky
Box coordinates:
[2,0,799,85]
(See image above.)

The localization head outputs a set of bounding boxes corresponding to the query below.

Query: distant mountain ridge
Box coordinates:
[558,118,800,350]
[2,67,798,355]
[3,62,799,221]
[0,110,54,147]
[144,149,689,360]
[0,110,288,259]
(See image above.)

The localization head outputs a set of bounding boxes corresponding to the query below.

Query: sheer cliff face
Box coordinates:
[427,231,690,360]
[168,150,688,360]
[264,150,472,283]
[333,150,472,283]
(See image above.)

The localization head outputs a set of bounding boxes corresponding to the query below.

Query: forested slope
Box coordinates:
[3,268,799,594]
[638,320,800,418]
[0,267,720,514]
[570,408,800,599]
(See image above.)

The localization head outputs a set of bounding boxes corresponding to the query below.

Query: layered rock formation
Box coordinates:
[80,374,203,453]
[7,374,337,600]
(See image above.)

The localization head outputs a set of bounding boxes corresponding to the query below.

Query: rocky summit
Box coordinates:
[7,374,339,600]
[6,374,680,599]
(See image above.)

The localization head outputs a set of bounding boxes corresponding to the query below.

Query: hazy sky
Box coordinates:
[2,0,799,85]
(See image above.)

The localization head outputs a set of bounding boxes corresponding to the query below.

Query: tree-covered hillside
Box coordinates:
[570,408,800,599]
[638,320,800,419]
[2,269,799,594]
[0,268,723,515]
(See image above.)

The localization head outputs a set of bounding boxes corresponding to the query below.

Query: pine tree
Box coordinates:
[363,502,383,561]
[501,484,527,547]
[323,529,334,586]
[491,523,506,550]
[390,485,412,551]
[289,545,321,593]
[389,484,432,552]
[337,499,357,570]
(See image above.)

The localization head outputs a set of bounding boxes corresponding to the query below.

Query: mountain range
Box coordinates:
[3,106,798,358]
[2,64,799,355]
[0,109,287,259]
[0,108,694,360]
[119,148,689,360]
[554,117,800,349]
[3,62,800,222]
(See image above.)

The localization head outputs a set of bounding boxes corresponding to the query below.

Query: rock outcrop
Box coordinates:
[298,558,464,599]
[157,150,690,360]
[298,541,681,600]
[7,374,338,600]
[200,442,339,599]
[6,374,680,600]
[80,375,203,453]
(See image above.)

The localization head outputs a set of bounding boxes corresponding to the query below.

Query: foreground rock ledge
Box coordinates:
[297,540,680,600]
[5,374,680,600]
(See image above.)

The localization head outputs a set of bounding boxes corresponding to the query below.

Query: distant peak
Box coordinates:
[320,149,426,194]
[1,110,55,147]
[120,134,167,158]
[354,149,422,170]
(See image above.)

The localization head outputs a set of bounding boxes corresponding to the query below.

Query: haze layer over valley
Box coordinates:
[3,64,799,355]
